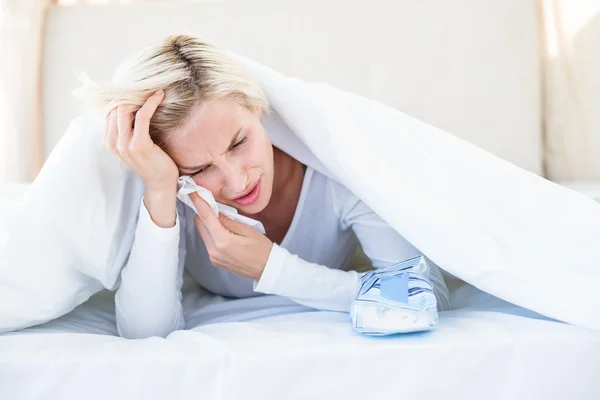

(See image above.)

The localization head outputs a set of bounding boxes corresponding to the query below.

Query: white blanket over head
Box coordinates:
[1,54,600,333]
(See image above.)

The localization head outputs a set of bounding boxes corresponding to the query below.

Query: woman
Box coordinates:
[81,34,450,339]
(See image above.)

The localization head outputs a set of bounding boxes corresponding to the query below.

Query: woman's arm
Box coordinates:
[253,185,450,312]
[103,92,188,338]
[115,198,187,339]
[253,244,361,311]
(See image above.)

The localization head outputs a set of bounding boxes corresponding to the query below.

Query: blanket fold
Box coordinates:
[1,54,599,333]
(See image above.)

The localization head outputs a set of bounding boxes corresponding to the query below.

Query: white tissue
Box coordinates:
[177,176,266,234]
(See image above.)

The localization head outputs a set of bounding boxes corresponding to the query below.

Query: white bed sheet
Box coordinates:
[1,184,600,399]
[1,283,599,400]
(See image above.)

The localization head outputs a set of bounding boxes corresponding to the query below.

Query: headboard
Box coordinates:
[42,0,541,173]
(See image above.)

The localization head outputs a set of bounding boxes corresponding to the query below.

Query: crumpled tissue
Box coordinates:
[177,176,266,234]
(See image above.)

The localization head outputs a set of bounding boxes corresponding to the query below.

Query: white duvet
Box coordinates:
[1,54,600,333]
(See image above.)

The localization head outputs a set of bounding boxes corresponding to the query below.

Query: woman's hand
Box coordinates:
[105,90,179,228]
[189,192,273,281]
[105,90,178,190]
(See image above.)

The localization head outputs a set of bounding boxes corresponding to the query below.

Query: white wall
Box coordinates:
[544,0,600,181]
[42,0,542,175]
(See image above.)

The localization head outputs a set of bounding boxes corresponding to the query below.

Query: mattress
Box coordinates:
[1,184,600,400]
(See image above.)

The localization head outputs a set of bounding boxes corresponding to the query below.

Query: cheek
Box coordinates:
[247,136,271,169]
[190,134,271,191]
[191,175,216,192]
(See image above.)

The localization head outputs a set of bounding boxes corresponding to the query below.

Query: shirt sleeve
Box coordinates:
[253,182,450,313]
[114,198,187,339]
[253,244,361,312]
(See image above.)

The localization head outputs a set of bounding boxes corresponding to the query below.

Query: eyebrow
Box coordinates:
[179,126,244,173]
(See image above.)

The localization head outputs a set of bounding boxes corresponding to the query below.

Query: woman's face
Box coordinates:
[166,99,274,215]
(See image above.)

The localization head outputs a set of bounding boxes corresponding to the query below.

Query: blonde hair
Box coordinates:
[74,33,269,149]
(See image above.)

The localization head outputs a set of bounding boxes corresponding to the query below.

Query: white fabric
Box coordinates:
[0,115,127,332]
[1,53,600,333]
[115,198,185,339]
[1,284,600,400]
[1,182,599,398]
[560,182,600,202]
[176,175,266,234]
[0,184,29,219]
[238,54,600,330]
[116,166,450,338]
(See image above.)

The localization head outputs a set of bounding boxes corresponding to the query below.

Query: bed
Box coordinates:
[2,182,600,399]
[0,184,600,400]
[1,210,599,400]
[2,1,600,399]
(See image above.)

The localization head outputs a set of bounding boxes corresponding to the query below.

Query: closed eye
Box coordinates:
[191,165,209,177]
[232,136,247,149]
[190,137,247,177]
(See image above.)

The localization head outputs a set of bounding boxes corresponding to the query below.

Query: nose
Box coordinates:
[221,162,247,197]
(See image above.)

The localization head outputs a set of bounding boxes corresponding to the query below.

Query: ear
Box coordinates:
[256,106,263,118]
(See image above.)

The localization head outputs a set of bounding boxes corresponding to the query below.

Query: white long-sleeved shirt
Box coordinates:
[115,167,450,339]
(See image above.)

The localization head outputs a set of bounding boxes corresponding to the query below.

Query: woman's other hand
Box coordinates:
[105,90,177,189]
[189,192,273,281]
[105,90,179,228]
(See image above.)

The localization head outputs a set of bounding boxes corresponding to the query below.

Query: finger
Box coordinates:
[193,214,215,247]
[105,108,118,155]
[218,213,253,236]
[116,104,136,154]
[189,192,230,241]
[132,90,164,141]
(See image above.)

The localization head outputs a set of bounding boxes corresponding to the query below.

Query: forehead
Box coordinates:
[167,99,247,162]
[174,99,246,142]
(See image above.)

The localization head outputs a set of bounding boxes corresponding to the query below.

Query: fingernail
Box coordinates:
[155,89,164,96]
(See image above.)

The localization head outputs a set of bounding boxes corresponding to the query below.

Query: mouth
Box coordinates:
[231,179,261,206]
